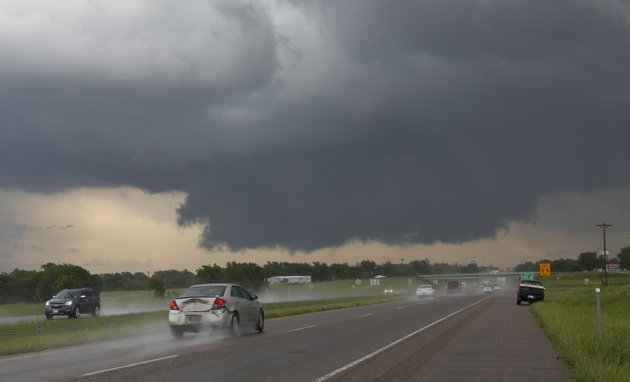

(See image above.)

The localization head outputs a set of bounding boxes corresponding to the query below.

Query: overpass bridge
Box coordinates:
[417,272,534,284]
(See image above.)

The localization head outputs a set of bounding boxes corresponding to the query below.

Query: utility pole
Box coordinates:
[596,223,612,286]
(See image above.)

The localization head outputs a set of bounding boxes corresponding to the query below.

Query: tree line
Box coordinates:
[513,247,630,272]
[6,248,625,304]
[0,258,496,304]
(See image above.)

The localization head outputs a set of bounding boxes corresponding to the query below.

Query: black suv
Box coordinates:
[446,281,462,293]
[44,287,100,319]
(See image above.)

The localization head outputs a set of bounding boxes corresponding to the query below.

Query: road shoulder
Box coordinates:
[410,293,571,381]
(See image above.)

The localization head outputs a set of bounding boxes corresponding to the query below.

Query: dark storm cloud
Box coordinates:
[1,0,630,252]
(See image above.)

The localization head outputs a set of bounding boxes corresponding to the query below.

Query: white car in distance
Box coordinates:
[481,283,494,293]
[416,284,436,297]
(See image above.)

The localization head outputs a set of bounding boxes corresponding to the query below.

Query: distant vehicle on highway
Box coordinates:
[383,287,394,295]
[481,283,494,293]
[44,287,100,319]
[446,281,462,293]
[168,283,264,338]
[493,284,502,291]
[415,284,436,297]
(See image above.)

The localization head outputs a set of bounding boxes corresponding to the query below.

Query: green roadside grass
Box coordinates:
[262,294,406,318]
[529,273,630,382]
[0,303,42,317]
[0,312,168,355]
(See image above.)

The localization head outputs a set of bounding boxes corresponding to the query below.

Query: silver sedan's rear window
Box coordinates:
[181,285,226,298]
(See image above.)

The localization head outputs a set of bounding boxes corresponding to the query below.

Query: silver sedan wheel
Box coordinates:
[256,310,264,333]
[229,313,239,336]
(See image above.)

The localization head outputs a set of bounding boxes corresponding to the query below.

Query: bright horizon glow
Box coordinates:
[1,186,624,274]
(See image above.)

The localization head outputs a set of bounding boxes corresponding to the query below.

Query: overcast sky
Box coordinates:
[2,0,630,274]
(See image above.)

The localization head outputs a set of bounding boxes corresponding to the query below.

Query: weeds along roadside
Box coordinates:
[0,294,405,356]
[529,273,630,382]
[0,312,167,356]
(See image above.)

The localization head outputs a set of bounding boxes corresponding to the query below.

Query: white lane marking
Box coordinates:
[395,306,406,310]
[287,324,318,333]
[312,297,490,382]
[359,313,374,317]
[81,355,179,377]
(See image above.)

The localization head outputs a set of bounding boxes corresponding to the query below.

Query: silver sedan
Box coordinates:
[168,283,264,338]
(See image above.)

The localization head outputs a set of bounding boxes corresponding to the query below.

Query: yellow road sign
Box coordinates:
[540,263,551,276]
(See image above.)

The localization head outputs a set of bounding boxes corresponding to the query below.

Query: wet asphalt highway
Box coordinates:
[0,290,570,382]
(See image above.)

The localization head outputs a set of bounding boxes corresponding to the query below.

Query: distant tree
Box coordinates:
[223,262,265,291]
[196,264,224,284]
[329,263,357,280]
[410,259,432,275]
[98,271,149,291]
[55,275,80,291]
[608,254,620,265]
[550,258,582,272]
[463,263,479,273]
[310,262,330,282]
[262,261,282,279]
[359,260,378,278]
[148,278,166,298]
[381,261,398,277]
[152,269,195,289]
[514,262,536,272]
[618,247,630,270]
[0,275,5,304]
[578,252,598,271]
[34,263,97,302]
[0,269,41,303]
[432,263,460,274]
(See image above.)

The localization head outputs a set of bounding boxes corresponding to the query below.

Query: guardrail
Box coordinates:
[607,274,630,285]
[418,272,526,280]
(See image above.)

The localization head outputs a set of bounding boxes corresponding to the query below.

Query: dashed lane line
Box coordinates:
[81,355,180,377]
[312,296,490,382]
[287,325,318,333]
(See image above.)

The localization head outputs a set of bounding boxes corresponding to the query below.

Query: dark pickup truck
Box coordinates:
[517,280,545,305]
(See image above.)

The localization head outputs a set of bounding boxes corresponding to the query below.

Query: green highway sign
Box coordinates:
[521,272,534,281]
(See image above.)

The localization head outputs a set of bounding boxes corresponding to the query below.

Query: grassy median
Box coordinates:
[0,312,168,355]
[529,273,630,382]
